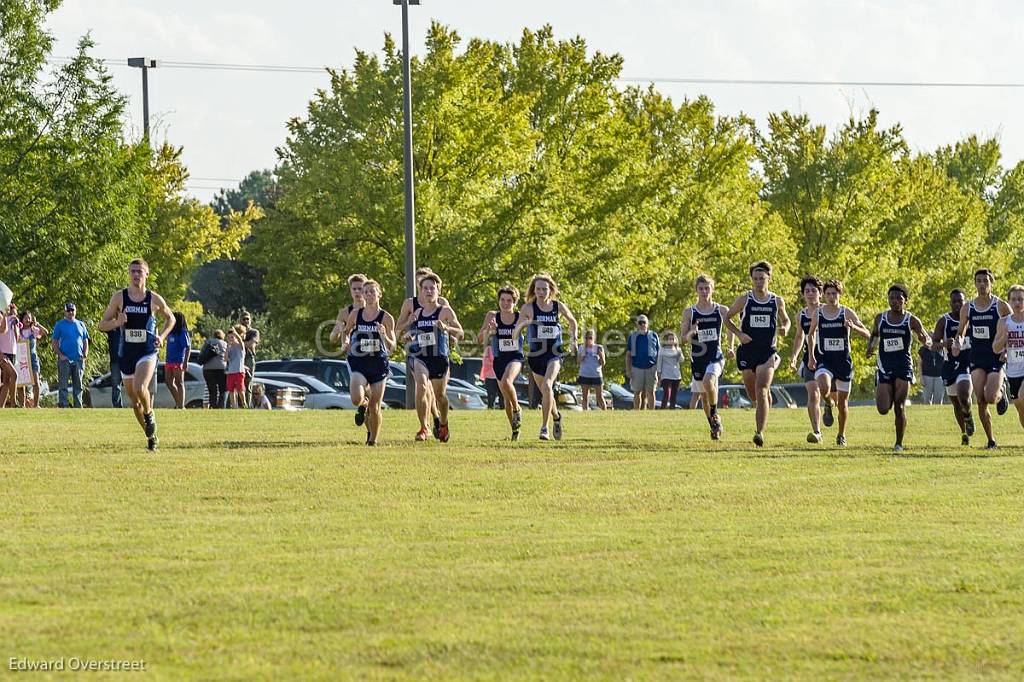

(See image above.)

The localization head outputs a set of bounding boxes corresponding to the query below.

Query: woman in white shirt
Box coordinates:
[657,332,683,409]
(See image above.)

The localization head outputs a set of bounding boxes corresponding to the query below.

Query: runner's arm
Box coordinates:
[993,317,1009,354]
[151,293,176,348]
[910,315,932,349]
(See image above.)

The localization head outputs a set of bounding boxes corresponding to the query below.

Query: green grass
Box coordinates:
[2,405,1024,680]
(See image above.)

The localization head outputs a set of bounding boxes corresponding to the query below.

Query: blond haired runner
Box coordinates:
[681,274,732,440]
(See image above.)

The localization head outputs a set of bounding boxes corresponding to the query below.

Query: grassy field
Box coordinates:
[2,405,1023,680]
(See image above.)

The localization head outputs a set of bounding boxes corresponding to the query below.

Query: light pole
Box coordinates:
[395,0,420,408]
[127,57,160,142]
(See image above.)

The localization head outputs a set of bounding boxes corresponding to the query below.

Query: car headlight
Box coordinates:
[457,393,469,405]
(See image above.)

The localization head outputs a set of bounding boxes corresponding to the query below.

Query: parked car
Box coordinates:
[608,383,636,410]
[256,358,406,407]
[255,372,355,409]
[715,384,795,409]
[448,357,484,385]
[87,362,205,408]
[248,377,307,410]
[388,361,487,409]
[780,382,811,408]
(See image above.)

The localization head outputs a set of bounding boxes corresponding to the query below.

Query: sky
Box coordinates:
[46,0,1024,201]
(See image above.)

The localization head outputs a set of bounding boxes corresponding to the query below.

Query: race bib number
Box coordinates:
[749,315,770,329]
[498,338,519,352]
[359,339,381,354]
[972,326,990,340]
[1009,347,1024,364]
[124,328,146,344]
[697,328,718,343]
[537,325,559,340]
[883,337,904,352]
[823,337,845,352]
[416,332,436,348]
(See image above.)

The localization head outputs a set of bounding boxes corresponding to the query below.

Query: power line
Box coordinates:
[49,57,1024,89]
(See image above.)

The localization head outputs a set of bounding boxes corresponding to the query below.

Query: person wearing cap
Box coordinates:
[627,314,660,410]
[51,302,90,408]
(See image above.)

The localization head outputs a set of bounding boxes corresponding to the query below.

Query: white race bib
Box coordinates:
[537,325,559,340]
[823,337,845,352]
[697,328,718,343]
[972,326,990,340]
[1009,347,1024,364]
[883,337,905,352]
[124,328,146,344]
[416,332,436,348]
[749,314,770,329]
[359,339,381,354]
[960,337,972,350]
[498,338,519,352]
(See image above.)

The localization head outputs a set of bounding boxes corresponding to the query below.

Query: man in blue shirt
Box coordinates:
[627,314,660,410]
[51,302,90,407]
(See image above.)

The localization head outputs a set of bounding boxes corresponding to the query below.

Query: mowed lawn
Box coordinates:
[2,405,1023,680]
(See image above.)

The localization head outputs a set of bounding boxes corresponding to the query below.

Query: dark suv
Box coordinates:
[256,357,409,407]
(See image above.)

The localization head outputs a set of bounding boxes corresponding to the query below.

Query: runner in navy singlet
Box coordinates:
[807,279,870,447]
[477,285,525,441]
[724,261,791,448]
[512,274,579,442]
[930,289,974,446]
[329,273,366,347]
[953,268,1012,449]
[98,259,176,451]
[866,284,932,453]
[395,267,450,432]
[681,274,732,441]
[404,273,463,443]
[337,279,396,446]
[788,276,825,444]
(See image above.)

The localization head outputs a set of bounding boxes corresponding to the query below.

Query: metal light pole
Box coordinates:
[395,0,420,408]
[127,58,160,142]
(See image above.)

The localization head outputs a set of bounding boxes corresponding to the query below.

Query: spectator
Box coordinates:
[238,310,260,406]
[481,345,502,409]
[0,307,18,408]
[165,312,192,409]
[577,330,606,410]
[627,314,660,410]
[200,329,228,409]
[919,344,945,405]
[251,382,272,410]
[106,326,122,408]
[51,302,89,408]
[18,310,49,408]
[226,325,247,408]
[657,331,683,409]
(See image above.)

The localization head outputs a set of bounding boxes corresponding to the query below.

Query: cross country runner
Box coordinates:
[98,259,175,450]
[993,284,1024,430]
[931,289,975,445]
[953,268,1011,450]
[513,274,579,441]
[680,274,732,440]
[478,286,526,441]
[807,279,871,446]
[396,267,450,438]
[405,273,463,442]
[867,284,932,453]
[337,279,396,446]
[725,261,791,447]
[789,276,825,443]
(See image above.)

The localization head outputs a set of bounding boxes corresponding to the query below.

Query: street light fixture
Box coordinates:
[394,0,420,408]
[127,57,160,141]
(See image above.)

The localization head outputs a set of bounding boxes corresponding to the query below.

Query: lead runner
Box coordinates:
[98,259,175,450]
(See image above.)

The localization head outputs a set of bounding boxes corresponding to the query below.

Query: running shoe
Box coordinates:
[822,403,834,428]
[710,415,722,441]
[553,413,563,440]
[511,409,522,431]
[415,427,429,441]
[997,387,1009,416]
[147,435,158,451]
[539,427,550,441]
[807,431,822,444]
[893,443,904,453]
[355,404,366,427]
[753,432,764,447]
[961,433,970,446]
[439,423,450,443]
[432,415,441,440]
[836,434,847,447]
[511,427,520,442]
[986,440,998,450]
[965,411,976,436]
